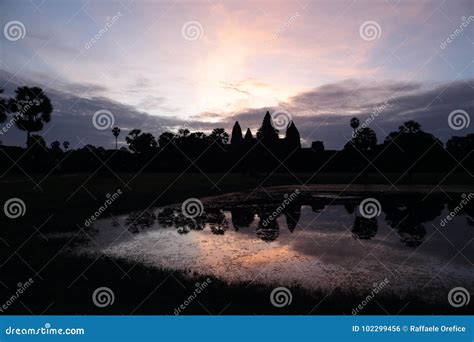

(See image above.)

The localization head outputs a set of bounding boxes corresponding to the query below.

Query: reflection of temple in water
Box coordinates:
[231,207,256,231]
[285,203,301,233]
[153,194,449,247]
[351,217,378,240]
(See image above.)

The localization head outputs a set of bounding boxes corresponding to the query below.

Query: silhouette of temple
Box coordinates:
[230,111,301,150]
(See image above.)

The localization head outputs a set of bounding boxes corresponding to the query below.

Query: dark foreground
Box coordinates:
[0,172,472,314]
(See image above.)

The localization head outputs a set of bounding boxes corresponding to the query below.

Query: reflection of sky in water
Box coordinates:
[73,193,473,299]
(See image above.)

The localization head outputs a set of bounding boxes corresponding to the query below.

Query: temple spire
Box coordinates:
[231,121,243,145]
[244,128,254,141]
[285,121,301,149]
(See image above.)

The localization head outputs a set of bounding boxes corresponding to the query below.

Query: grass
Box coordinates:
[0,171,472,315]
[3,252,469,315]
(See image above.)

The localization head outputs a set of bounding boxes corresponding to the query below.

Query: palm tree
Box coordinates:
[63,141,70,151]
[9,86,53,146]
[177,128,190,137]
[112,127,121,150]
[350,117,360,137]
[210,128,229,145]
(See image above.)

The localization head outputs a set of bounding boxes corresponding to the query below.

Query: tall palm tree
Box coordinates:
[63,141,70,151]
[112,127,121,150]
[350,117,360,136]
[9,86,53,146]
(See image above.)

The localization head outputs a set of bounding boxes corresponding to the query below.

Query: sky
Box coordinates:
[0,0,473,149]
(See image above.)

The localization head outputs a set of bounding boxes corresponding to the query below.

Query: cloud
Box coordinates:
[1,70,472,150]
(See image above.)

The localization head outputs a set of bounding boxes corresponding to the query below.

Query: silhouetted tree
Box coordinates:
[353,127,377,151]
[63,141,70,151]
[446,134,474,157]
[9,86,53,145]
[187,132,209,153]
[231,121,243,145]
[125,129,157,154]
[158,132,176,148]
[383,195,443,247]
[399,120,421,133]
[112,127,121,150]
[210,128,229,145]
[189,132,207,141]
[345,117,377,154]
[383,120,443,176]
[178,128,190,138]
